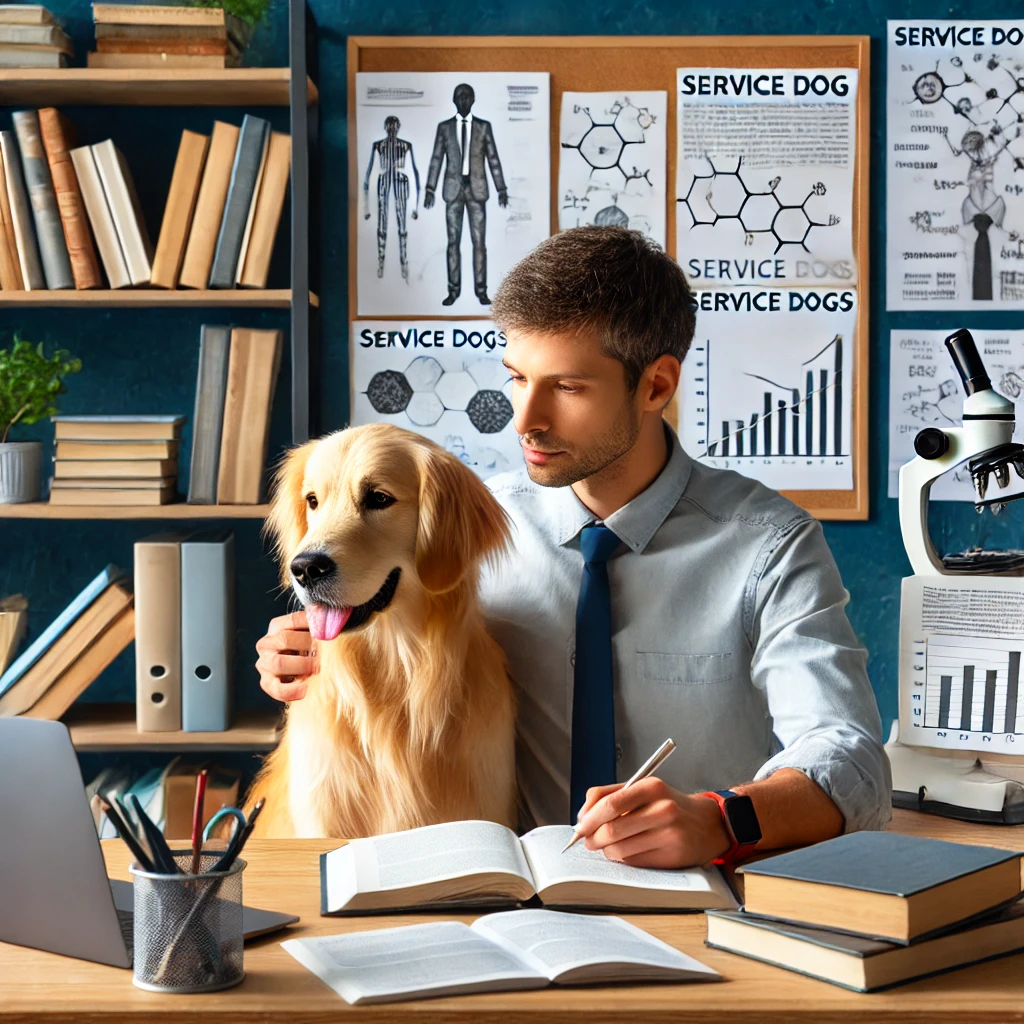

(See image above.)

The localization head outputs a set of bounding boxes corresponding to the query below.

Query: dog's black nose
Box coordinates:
[290,552,336,587]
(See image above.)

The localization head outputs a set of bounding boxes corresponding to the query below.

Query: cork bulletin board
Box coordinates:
[347,35,871,520]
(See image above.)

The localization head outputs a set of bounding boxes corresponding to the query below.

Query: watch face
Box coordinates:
[725,794,762,845]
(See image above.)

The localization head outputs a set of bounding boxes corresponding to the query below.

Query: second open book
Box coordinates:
[320,820,738,914]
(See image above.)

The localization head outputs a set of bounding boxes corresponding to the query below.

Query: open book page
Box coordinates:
[520,826,737,909]
[323,820,536,912]
[282,921,548,1006]
[471,909,721,985]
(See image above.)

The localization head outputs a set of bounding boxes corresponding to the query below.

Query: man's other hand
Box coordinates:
[423,188,435,209]
[574,778,731,868]
[256,611,316,703]
[498,188,509,208]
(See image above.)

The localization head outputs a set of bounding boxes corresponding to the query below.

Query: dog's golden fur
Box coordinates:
[246,424,518,838]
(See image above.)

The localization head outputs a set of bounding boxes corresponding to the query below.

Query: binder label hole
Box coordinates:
[151,692,165,704]
[195,665,212,680]
[150,665,166,678]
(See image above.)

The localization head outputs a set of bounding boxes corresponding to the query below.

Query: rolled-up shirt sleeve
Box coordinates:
[749,516,893,833]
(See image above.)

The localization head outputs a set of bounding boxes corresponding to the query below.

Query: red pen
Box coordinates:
[190,768,209,875]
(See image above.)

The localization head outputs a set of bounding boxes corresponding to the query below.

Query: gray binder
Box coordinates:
[181,530,235,732]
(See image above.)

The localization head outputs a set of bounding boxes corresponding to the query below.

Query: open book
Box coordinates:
[283,908,720,1004]
[320,820,737,914]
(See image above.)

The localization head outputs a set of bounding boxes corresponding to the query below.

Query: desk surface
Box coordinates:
[3,809,1024,1023]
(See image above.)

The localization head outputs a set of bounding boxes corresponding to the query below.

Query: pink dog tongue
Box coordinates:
[307,604,352,641]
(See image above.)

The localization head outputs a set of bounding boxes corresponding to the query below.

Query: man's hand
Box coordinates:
[497,188,509,209]
[574,778,730,869]
[423,188,435,209]
[255,611,316,703]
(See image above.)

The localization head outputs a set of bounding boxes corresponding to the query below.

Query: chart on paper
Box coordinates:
[680,288,856,490]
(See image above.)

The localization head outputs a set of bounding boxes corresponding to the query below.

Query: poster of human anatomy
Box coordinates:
[675,68,858,289]
[887,22,1024,309]
[679,288,857,491]
[355,72,550,317]
[350,321,520,480]
[558,91,667,246]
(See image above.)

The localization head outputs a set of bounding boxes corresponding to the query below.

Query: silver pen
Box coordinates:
[560,738,676,853]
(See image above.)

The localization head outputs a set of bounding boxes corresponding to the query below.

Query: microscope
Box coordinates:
[886,328,1024,823]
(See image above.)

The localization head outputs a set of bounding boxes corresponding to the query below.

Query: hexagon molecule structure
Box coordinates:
[366,370,413,414]
[562,97,655,188]
[466,390,514,434]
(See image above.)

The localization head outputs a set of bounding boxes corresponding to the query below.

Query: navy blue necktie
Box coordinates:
[570,524,622,821]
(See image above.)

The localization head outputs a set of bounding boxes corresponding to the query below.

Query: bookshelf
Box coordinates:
[65,703,282,752]
[1,0,320,756]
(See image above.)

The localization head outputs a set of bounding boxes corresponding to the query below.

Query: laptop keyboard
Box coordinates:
[116,908,134,961]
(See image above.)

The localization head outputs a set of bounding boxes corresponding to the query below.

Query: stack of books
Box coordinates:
[0,5,72,68]
[188,324,283,504]
[50,415,185,505]
[0,565,135,720]
[0,109,289,292]
[706,830,1024,992]
[134,531,235,733]
[88,3,245,69]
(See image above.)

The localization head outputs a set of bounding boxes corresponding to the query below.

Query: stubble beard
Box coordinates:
[522,405,642,489]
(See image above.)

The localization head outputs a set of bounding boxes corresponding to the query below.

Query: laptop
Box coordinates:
[0,718,298,968]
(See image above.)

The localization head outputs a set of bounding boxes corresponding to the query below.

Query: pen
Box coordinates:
[130,793,180,874]
[560,738,676,853]
[191,768,209,875]
[100,799,156,873]
[213,797,265,873]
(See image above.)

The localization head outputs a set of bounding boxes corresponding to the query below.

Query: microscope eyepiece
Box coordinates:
[944,328,992,396]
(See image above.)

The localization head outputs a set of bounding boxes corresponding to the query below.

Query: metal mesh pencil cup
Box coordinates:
[128,852,246,993]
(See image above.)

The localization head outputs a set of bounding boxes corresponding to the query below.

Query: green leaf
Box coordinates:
[0,335,82,443]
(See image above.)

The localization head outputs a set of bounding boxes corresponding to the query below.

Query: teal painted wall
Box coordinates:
[3,0,1022,783]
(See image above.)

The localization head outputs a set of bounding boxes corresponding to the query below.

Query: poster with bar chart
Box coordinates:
[680,288,856,490]
[900,574,1024,755]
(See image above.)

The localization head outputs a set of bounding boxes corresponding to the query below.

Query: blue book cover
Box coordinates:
[0,564,123,697]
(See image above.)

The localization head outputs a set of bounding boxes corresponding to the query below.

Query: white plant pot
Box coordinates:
[0,440,42,503]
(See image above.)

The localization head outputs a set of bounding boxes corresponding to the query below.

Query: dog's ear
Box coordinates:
[264,441,317,588]
[414,442,512,595]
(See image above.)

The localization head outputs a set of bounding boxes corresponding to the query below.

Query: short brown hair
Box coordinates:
[492,227,696,392]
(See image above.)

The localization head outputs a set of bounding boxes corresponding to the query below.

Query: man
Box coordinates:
[257,227,891,869]
[363,115,420,281]
[424,82,508,306]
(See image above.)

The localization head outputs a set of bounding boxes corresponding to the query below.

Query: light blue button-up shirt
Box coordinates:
[481,425,892,834]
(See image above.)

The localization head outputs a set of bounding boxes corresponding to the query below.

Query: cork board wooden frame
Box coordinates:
[347,35,871,521]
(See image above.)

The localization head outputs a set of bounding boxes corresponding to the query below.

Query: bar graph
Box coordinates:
[924,636,1024,736]
[706,334,846,459]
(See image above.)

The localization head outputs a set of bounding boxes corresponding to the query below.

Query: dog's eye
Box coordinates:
[305,493,318,511]
[363,490,396,511]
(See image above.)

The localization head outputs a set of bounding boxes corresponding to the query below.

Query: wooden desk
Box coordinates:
[3,809,1024,1023]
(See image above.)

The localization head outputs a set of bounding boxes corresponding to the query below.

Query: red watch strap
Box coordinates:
[699,791,758,866]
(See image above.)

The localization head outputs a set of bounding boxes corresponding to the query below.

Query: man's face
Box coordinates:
[503,328,643,488]
[454,86,474,117]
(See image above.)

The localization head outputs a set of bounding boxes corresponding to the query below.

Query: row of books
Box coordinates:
[88,3,247,71]
[0,5,72,69]
[135,531,235,733]
[50,415,184,506]
[88,758,241,840]
[0,110,289,291]
[0,565,134,720]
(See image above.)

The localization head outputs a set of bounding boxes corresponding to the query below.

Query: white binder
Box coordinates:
[180,531,235,732]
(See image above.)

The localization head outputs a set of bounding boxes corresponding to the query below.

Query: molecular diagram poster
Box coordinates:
[350,321,520,480]
[679,288,857,491]
[355,72,550,317]
[675,68,858,289]
[887,22,1024,310]
[888,329,1024,502]
[558,91,667,245]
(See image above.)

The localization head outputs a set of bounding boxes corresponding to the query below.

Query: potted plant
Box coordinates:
[0,335,81,503]
[185,0,271,56]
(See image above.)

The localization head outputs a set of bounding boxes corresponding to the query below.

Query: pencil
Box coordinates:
[191,768,209,876]
[560,738,676,853]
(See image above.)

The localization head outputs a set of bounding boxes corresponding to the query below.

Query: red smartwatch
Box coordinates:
[700,789,762,865]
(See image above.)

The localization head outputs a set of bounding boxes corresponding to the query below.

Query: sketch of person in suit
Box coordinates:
[424,83,508,306]
[363,116,420,281]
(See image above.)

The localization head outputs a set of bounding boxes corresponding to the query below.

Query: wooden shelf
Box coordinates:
[0,68,318,107]
[0,502,270,520]
[65,703,283,752]
[0,289,319,308]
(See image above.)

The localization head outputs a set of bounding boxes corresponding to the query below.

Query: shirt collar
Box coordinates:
[555,424,693,554]
[459,112,473,123]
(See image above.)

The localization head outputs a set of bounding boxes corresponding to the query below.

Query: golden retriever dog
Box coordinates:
[245,423,518,839]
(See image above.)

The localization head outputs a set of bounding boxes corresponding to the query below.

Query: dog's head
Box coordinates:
[266,424,512,641]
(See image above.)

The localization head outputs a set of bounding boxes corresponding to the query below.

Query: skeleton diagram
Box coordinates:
[363,116,421,280]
